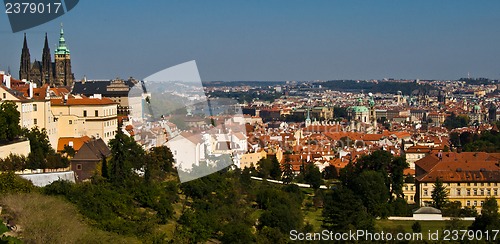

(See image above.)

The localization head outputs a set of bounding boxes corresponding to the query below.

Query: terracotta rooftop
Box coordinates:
[416,152,500,183]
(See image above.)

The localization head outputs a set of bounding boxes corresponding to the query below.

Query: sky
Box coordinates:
[0,0,499,81]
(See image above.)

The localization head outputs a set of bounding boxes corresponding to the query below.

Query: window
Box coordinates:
[410,196,414,201]
[487,189,490,195]
[33,118,37,125]
[474,183,477,186]
[33,104,37,111]
[405,186,409,191]
[456,189,461,196]
[83,110,87,117]
[2,93,5,99]
[95,110,99,117]
[467,201,471,206]
[495,189,498,196]
[467,189,471,196]
[481,201,484,206]
[424,183,428,186]
[480,189,484,196]
[474,201,477,206]
[467,183,471,186]
[76,164,82,170]
[457,183,461,186]
[69,120,73,125]
[474,189,478,196]
[424,190,428,196]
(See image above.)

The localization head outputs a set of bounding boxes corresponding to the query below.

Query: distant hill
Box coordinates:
[317,80,436,95]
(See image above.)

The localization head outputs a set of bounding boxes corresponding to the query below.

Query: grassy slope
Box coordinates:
[0,193,140,243]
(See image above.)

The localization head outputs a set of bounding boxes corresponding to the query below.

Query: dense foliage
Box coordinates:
[319,80,436,95]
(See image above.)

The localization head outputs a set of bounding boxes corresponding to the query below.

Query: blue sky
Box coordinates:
[1,0,499,81]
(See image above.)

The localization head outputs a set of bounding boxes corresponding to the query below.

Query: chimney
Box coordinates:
[3,74,11,89]
[29,82,34,98]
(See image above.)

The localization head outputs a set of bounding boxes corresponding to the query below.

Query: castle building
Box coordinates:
[19,25,74,87]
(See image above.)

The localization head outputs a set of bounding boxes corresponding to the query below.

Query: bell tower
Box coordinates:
[54,24,74,87]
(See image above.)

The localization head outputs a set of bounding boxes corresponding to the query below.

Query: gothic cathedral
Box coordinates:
[19,25,74,87]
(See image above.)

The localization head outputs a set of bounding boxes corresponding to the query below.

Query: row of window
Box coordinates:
[423,188,500,197]
[466,200,484,207]
[82,108,116,117]
[423,182,500,187]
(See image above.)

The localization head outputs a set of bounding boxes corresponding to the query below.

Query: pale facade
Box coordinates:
[0,84,58,148]
[240,150,267,169]
[51,97,118,144]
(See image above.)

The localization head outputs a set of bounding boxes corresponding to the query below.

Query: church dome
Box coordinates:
[349,106,369,113]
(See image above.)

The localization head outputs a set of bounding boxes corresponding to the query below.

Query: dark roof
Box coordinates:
[71,79,136,96]
[72,138,111,161]
[413,207,441,214]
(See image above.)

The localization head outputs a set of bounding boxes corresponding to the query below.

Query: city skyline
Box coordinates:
[1,0,500,81]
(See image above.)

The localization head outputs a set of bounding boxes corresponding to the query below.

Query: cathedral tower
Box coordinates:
[41,33,53,84]
[19,33,31,81]
[54,24,74,87]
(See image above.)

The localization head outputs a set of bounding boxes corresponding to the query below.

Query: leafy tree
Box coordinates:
[412,221,422,233]
[0,171,34,194]
[257,156,281,180]
[101,156,109,179]
[355,150,408,199]
[443,113,469,130]
[62,144,76,157]
[259,204,303,234]
[431,178,448,210]
[282,155,294,184]
[108,130,145,185]
[322,165,338,180]
[351,170,390,217]
[322,186,374,232]
[24,127,54,169]
[470,197,500,231]
[221,222,254,244]
[0,101,21,141]
[303,163,323,189]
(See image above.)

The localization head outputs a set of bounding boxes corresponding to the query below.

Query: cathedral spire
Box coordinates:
[19,33,31,81]
[23,33,28,49]
[42,32,52,84]
[55,23,70,55]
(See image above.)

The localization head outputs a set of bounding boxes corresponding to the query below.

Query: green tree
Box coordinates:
[431,178,448,210]
[412,221,422,233]
[282,155,294,184]
[322,186,374,231]
[101,156,109,179]
[352,170,390,217]
[470,197,500,231]
[0,171,34,194]
[322,165,338,180]
[257,156,281,180]
[108,130,145,185]
[0,101,21,141]
[304,163,323,189]
[24,127,56,169]
[443,113,469,130]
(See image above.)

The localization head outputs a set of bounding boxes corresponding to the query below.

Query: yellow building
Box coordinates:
[240,150,267,169]
[403,183,416,204]
[0,78,58,148]
[51,95,118,144]
[416,152,500,212]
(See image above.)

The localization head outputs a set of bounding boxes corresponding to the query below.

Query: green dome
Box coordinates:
[349,106,369,113]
